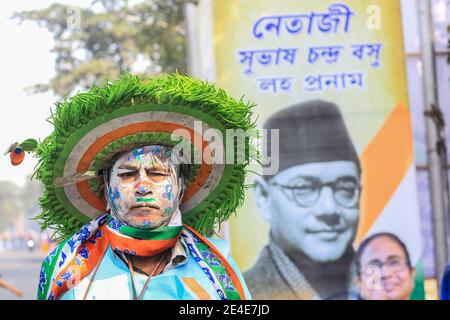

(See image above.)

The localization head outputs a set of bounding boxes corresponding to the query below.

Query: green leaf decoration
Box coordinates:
[20,139,39,152]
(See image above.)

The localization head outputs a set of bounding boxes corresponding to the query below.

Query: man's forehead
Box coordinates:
[113,145,174,167]
[274,160,359,182]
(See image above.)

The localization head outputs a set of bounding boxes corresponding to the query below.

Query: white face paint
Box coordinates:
[106,145,184,229]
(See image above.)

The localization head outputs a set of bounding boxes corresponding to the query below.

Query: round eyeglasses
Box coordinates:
[270,176,361,208]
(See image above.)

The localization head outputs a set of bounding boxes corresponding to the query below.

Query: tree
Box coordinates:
[13,0,196,97]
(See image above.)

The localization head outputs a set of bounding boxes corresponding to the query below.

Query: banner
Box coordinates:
[208,0,424,300]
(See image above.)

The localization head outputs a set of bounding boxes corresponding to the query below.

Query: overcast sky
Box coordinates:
[0,1,92,187]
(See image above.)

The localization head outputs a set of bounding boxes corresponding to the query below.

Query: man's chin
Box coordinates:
[124,209,167,228]
[301,236,350,262]
[305,251,345,263]
[128,218,166,229]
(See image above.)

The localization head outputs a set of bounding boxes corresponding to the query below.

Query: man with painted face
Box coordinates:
[105,145,184,230]
[244,100,361,300]
[9,74,255,300]
[101,145,189,283]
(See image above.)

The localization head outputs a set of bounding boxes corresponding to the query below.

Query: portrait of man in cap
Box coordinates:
[244,100,361,300]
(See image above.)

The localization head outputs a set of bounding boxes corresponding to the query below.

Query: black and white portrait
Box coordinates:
[244,100,361,300]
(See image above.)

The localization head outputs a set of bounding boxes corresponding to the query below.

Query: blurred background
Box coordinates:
[0,0,449,300]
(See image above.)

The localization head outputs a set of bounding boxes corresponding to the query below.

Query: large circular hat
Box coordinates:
[20,74,257,239]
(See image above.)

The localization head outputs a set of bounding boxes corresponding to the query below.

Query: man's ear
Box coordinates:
[179,180,186,202]
[253,175,272,223]
[176,176,186,204]
[103,183,111,212]
[101,170,112,213]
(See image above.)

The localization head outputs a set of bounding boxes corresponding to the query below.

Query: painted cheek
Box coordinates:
[107,186,116,209]
[162,184,174,200]
[113,183,134,215]
[120,184,135,204]
[107,175,120,208]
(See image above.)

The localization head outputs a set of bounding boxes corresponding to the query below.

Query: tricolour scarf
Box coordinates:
[37,214,245,300]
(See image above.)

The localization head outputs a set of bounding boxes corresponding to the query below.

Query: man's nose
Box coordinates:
[314,187,337,213]
[312,187,340,223]
[135,181,153,196]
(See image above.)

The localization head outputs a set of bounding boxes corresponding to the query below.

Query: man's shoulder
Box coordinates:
[243,245,300,299]
[243,245,281,286]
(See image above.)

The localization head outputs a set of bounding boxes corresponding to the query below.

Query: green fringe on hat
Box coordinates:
[31,73,259,241]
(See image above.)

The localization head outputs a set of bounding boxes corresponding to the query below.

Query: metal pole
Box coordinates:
[183,0,216,81]
[184,2,199,77]
[417,0,449,290]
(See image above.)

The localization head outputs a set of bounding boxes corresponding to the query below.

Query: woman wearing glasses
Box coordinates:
[355,233,415,300]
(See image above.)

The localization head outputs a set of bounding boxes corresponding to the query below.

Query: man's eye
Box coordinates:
[336,181,357,192]
[336,180,358,189]
[148,172,168,176]
[337,186,356,194]
[294,185,315,192]
[119,171,137,178]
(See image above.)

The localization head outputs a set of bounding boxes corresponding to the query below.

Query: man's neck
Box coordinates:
[271,238,355,299]
[129,250,171,276]
[288,246,354,272]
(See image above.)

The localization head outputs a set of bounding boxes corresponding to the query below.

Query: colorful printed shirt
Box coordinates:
[55,236,251,300]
